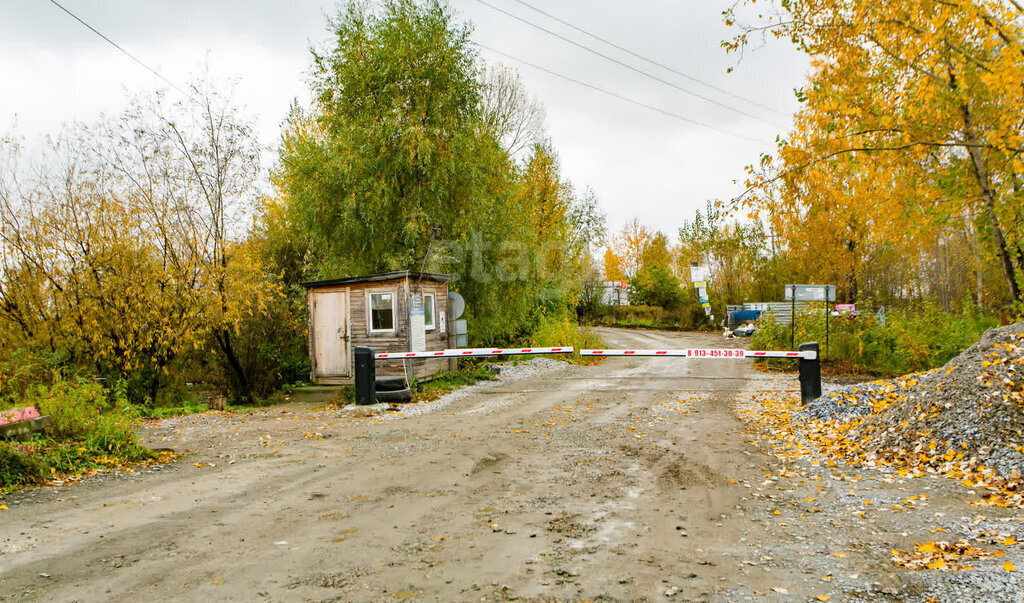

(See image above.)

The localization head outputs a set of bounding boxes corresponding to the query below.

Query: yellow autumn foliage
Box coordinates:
[727,0,1024,306]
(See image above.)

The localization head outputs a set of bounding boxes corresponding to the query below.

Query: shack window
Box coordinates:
[369,292,395,332]
[422,293,436,331]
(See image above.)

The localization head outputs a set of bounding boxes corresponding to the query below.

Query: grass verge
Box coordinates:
[412,364,497,402]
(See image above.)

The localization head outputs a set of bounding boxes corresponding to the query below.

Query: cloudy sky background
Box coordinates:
[1,0,809,236]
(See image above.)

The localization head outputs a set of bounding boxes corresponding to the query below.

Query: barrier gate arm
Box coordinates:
[578,348,816,359]
[369,342,822,405]
[374,346,573,359]
[580,343,822,404]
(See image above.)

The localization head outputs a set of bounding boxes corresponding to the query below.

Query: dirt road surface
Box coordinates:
[1,329,1019,601]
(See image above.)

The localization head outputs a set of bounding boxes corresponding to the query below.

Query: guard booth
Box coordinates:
[303,271,452,385]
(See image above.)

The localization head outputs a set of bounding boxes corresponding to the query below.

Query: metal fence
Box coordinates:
[728,302,815,326]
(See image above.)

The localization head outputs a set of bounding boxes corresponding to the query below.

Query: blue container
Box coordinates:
[728,310,762,324]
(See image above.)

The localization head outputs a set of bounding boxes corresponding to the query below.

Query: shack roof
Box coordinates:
[301,271,453,289]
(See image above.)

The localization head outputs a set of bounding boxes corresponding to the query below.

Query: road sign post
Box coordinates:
[784,284,836,351]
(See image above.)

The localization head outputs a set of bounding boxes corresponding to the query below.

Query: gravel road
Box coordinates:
[1,328,1020,602]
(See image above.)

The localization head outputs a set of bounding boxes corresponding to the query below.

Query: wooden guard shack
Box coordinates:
[303,271,452,385]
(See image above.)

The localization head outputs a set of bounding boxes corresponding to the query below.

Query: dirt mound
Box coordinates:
[800,322,1024,484]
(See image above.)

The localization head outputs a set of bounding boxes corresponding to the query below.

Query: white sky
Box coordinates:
[0,0,809,237]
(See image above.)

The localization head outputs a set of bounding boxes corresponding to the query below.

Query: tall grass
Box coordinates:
[531,314,605,365]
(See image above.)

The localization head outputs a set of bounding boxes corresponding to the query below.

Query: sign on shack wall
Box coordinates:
[409,293,426,352]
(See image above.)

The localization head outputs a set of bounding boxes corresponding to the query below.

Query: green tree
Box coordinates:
[274,1,605,345]
[630,265,685,310]
[277,0,497,277]
[677,201,775,304]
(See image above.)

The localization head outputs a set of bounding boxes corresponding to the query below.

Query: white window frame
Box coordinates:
[422,292,436,331]
[367,290,397,333]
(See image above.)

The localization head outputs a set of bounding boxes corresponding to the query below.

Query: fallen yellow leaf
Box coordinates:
[1005,536,1017,546]
[1004,561,1016,572]
[0,504,7,510]
[815,595,830,602]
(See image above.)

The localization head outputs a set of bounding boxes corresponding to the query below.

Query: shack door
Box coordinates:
[312,290,350,378]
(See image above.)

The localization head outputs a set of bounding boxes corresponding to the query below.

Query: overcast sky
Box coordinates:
[0,0,809,237]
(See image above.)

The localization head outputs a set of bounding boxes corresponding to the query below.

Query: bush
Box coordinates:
[576,281,608,322]
[86,414,151,461]
[0,344,65,407]
[33,378,110,439]
[531,313,605,364]
[629,266,685,310]
[0,442,45,488]
[0,376,155,489]
[752,301,996,374]
[590,304,707,331]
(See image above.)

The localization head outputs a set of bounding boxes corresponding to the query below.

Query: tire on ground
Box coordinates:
[375,388,412,403]
[375,377,407,391]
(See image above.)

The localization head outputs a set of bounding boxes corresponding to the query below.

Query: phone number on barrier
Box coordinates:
[685,349,745,358]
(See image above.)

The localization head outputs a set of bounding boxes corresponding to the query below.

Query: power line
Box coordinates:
[475,0,786,129]
[47,0,761,145]
[42,1,317,179]
[509,0,791,119]
[46,0,201,106]
[475,43,763,143]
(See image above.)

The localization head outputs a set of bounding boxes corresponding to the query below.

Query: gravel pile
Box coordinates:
[490,356,566,379]
[799,379,905,421]
[799,322,1024,482]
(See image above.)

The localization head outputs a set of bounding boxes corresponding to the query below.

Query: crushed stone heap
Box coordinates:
[799,322,1024,485]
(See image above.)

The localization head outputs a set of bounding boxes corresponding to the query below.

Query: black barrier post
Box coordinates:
[354,346,376,406]
[798,341,821,405]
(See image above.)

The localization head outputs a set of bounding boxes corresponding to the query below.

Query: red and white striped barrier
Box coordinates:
[374,346,574,360]
[579,348,816,360]
[375,347,815,360]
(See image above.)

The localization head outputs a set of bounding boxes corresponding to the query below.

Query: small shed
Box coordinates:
[303,271,453,385]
